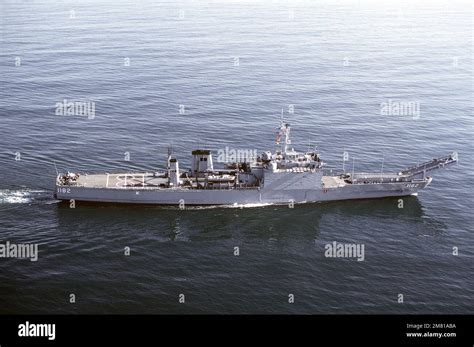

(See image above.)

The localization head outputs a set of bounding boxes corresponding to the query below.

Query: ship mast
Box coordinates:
[276,110,291,155]
[167,145,172,170]
[279,121,291,154]
[284,122,291,154]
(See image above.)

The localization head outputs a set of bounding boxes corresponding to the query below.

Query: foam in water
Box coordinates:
[159,202,275,210]
[227,202,274,209]
[0,190,46,204]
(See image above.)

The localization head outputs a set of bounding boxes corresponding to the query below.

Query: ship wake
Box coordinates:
[0,189,49,204]
[166,202,276,210]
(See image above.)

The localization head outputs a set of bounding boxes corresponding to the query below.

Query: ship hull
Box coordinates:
[55,179,430,206]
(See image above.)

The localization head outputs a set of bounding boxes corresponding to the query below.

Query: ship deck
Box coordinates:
[64,173,376,189]
[321,176,346,188]
[64,173,168,189]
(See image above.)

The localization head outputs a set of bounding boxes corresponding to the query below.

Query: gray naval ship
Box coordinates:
[55,121,458,206]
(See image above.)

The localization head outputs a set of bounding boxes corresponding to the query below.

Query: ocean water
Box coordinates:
[0,0,472,314]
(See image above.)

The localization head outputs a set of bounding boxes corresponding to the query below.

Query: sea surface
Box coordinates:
[0,0,472,314]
